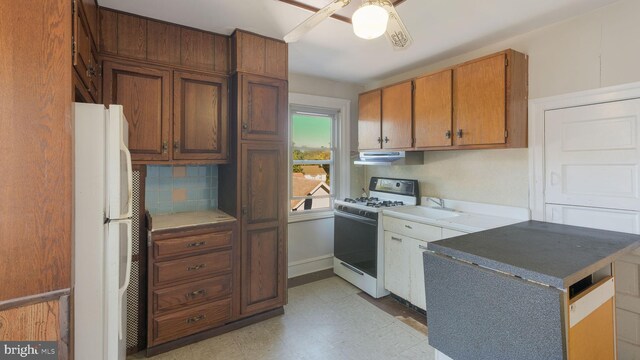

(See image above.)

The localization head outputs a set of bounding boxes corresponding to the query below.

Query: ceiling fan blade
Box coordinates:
[283,0,351,43]
[381,1,413,50]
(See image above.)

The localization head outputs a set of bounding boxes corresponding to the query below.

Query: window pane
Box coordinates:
[291,165,331,212]
[292,114,332,159]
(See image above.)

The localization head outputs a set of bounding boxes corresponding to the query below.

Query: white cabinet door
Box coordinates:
[384,231,411,300]
[545,98,640,211]
[442,228,468,239]
[410,238,430,310]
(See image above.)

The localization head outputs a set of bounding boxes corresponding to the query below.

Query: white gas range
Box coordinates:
[333,177,419,298]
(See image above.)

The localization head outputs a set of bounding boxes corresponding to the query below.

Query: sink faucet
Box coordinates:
[428,197,445,208]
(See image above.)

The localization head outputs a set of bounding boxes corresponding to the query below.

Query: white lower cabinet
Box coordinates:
[384,232,411,300]
[384,217,469,311]
[409,237,429,310]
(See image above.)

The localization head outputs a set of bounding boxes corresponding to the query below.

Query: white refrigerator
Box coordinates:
[74,103,133,360]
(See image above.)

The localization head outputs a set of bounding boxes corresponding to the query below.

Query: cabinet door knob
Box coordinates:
[445,130,451,139]
[162,140,168,154]
[377,137,382,144]
[456,129,463,138]
[174,140,180,152]
[242,122,248,130]
[242,207,248,215]
[384,136,389,143]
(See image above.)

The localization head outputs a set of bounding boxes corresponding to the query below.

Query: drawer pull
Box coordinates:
[418,245,429,251]
[186,314,206,324]
[404,225,413,229]
[188,289,207,298]
[391,236,402,241]
[187,264,206,271]
[186,241,206,248]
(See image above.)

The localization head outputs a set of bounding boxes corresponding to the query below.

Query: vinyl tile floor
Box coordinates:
[131,276,437,360]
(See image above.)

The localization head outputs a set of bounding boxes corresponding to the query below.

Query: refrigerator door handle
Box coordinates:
[118,220,132,340]
[122,140,133,219]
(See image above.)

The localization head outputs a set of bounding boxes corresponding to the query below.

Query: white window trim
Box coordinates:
[529,80,640,222]
[288,93,351,223]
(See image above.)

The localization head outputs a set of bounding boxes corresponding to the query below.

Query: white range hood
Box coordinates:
[354,151,423,166]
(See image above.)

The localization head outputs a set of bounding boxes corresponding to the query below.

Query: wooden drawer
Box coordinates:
[154,251,231,286]
[383,216,442,241]
[154,230,232,259]
[152,298,231,345]
[154,274,232,314]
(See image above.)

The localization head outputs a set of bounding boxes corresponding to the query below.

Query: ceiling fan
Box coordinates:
[283,0,413,50]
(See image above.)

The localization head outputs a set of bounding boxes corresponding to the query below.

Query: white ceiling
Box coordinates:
[99,0,620,84]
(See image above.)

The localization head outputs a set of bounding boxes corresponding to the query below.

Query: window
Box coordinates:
[290,106,337,213]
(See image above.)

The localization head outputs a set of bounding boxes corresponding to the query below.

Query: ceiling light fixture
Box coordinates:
[352,1,389,40]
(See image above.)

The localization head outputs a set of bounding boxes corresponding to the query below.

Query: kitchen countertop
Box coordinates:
[382,201,528,233]
[428,220,640,288]
[150,209,236,232]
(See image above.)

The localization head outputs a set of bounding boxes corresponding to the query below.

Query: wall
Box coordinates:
[287,73,364,276]
[145,165,218,214]
[363,0,640,208]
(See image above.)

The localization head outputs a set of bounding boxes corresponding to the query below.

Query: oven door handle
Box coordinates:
[334,211,377,226]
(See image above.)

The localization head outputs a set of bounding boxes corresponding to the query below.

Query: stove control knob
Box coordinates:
[364,212,371,217]
[359,210,365,216]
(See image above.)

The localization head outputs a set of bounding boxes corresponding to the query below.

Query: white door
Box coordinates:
[410,238,429,310]
[545,98,640,211]
[545,98,640,358]
[384,231,411,300]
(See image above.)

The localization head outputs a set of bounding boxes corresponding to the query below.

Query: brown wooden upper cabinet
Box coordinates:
[73,0,99,102]
[382,81,413,149]
[358,82,413,150]
[103,61,171,161]
[232,30,288,80]
[240,142,287,316]
[240,74,288,142]
[357,90,382,150]
[173,71,228,161]
[414,70,453,148]
[99,8,229,74]
[452,50,528,148]
[453,53,507,146]
[359,49,528,151]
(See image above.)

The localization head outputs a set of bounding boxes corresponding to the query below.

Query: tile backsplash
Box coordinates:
[145,165,218,215]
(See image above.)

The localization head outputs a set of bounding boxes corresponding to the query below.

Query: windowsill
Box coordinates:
[288,209,334,223]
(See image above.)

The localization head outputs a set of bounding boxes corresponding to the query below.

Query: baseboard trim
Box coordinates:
[288,268,335,288]
[288,254,333,278]
[0,288,71,311]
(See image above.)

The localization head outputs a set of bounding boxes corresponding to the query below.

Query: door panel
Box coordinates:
[545,204,640,235]
[173,71,228,160]
[545,99,640,211]
[382,81,413,149]
[240,75,287,141]
[414,70,453,148]
[240,143,287,316]
[242,144,284,225]
[384,232,410,300]
[410,238,428,310]
[453,54,506,145]
[358,90,382,150]
[103,61,171,161]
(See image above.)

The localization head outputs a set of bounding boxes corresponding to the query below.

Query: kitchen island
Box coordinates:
[424,220,640,360]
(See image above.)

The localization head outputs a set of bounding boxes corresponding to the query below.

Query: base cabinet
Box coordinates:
[148,222,236,349]
[383,216,468,311]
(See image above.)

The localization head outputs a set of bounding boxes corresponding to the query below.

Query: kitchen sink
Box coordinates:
[389,206,461,220]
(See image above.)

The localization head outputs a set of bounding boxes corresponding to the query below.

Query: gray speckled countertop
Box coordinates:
[428,220,640,288]
[150,209,236,232]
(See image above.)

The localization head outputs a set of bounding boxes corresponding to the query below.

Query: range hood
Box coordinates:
[354,151,423,166]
